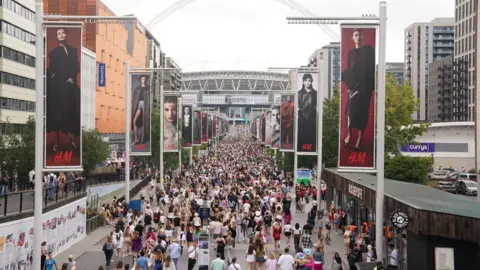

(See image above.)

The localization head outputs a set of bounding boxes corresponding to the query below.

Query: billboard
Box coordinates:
[280,95,295,151]
[45,24,82,168]
[213,115,217,138]
[271,106,280,149]
[182,105,193,148]
[256,116,261,139]
[163,96,179,152]
[338,26,377,170]
[296,72,319,153]
[261,113,266,143]
[207,113,213,140]
[201,112,208,143]
[193,109,202,145]
[265,110,272,146]
[130,72,153,155]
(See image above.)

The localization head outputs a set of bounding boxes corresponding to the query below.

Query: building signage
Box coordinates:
[390,210,410,229]
[98,63,106,87]
[401,142,435,152]
[348,184,363,200]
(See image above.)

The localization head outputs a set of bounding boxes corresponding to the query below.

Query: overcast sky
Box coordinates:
[102,0,454,72]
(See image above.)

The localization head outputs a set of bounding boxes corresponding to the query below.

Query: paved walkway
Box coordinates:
[55,195,349,270]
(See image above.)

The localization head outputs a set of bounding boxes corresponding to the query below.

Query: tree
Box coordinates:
[82,128,110,172]
[322,87,340,167]
[385,155,433,184]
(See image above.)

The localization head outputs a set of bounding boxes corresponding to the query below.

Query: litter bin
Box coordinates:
[356,262,378,270]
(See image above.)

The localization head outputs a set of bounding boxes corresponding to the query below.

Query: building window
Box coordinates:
[0,46,35,67]
[0,71,35,89]
[0,123,25,134]
[0,97,35,112]
[0,20,35,44]
[0,0,35,22]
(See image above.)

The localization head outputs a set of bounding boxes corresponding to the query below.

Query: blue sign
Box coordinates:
[401,143,435,153]
[98,63,106,87]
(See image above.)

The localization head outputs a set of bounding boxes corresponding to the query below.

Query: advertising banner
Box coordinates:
[98,63,106,87]
[0,198,87,268]
[338,26,377,170]
[163,96,179,152]
[213,115,217,138]
[261,113,266,143]
[296,72,319,153]
[280,95,295,151]
[201,112,208,143]
[271,106,281,149]
[130,72,153,156]
[265,110,272,146]
[401,143,435,153]
[182,105,193,148]
[45,24,83,168]
[256,116,261,139]
[207,114,213,140]
[193,110,202,145]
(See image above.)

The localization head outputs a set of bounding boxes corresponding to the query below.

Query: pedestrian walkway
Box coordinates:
[54,197,350,270]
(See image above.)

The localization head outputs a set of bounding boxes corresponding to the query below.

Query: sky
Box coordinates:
[102,0,454,72]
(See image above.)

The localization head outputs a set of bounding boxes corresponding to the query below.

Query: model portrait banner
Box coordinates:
[207,113,213,140]
[201,112,208,143]
[163,95,179,152]
[271,106,281,149]
[265,110,272,146]
[280,95,295,151]
[213,115,217,138]
[193,109,202,145]
[338,26,376,170]
[130,72,153,156]
[182,105,193,148]
[45,24,83,168]
[256,116,261,140]
[261,113,266,143]
[296,72,319,153]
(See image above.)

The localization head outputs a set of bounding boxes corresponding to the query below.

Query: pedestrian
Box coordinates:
[277,248,295,270]
[66,254,76,270]
[115,261,123,270]
[228,257,242,270]
[136,250,149,270]
[210,253,227,270]
[102,236,115,267]
[43,252,58,270]
[245,244,256,270]
[331,252,343,270]
[163,255,176,270]
[187,241,198,270]
[265,252,277,270]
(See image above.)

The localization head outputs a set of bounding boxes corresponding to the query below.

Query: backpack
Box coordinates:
[50,174,54,182]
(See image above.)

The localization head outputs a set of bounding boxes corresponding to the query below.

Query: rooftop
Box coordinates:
[326,168,480,219]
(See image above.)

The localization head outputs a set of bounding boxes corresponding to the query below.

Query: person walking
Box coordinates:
[102,236,115,268]
[187,241,198,270]
[167,239,181,269]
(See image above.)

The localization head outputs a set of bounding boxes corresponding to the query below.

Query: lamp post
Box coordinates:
[286,1,387,260]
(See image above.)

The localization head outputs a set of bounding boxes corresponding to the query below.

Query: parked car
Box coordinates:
[429,170,451,179]
[457,173,477,181]
[468,168,477,174]
[434,181,457,194]
[455,180,478,196]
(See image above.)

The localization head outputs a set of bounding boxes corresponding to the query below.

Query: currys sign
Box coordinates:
[98,63,106,87]
[401,142,435,153]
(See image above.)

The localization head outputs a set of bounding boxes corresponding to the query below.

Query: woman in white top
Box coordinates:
[113,227,124,258]
[245,244,256,270]
[284,221,292,248]
[228,257,241,270]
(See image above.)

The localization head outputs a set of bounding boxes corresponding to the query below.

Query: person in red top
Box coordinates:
[272,218,282,253]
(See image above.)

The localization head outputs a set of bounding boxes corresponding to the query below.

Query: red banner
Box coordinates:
[338,26,377,170]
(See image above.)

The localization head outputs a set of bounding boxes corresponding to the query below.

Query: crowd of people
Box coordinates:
[47,135,392,270]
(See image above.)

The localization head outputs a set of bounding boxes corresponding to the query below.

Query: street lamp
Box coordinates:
[286,1,388,260]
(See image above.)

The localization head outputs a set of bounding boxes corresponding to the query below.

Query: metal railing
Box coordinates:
[0,178,87,217]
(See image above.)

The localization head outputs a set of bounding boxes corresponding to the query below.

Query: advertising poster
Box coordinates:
[296,72,319,153]
[261,113,266,143]
[201,112,208,143]
[256,116,261,139]
[271,106,281,149]
[207,114,213,140]
[265,110,272,146]
[338,26,376,170]
[193,110,202,145]
[163,96,179,152]
[45,24,82,168]
[0,198,87,269]
[182,105,193,148]
[280,95,295,151]
[130,72,153,155]
[213,115,217,138]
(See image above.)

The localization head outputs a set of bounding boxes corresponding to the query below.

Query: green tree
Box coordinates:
[82,128,110,172]
[322,87,340,167]
[385,155,433,184]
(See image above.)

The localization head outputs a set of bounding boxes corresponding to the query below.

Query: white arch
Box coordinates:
[146,0,339,40]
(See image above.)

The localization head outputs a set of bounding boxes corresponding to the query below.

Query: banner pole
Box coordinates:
[160,71,165,189]
[316,71,324,205]
[178,97,182,169]
[33,0,44,268]
[375,1,387,261]
[125,61,131,203]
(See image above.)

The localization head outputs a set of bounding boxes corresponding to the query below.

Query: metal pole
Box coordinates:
[125,61,131,203]
[375,1,387,261]
[316,71,324,205]
[160,71,165,189]
[178,97,182,169]
[190,147,193,165]
[293,93,299,186]
[33,0,44,268]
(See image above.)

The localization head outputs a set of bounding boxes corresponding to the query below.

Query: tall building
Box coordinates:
[145,31,163,109]
[44,0,149,134]
[427,55,453,122]
[0,0,36,133]
[307,42,340,99]
[164,57,182,92]
[404,18,454,121]
[386,62,405,85]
